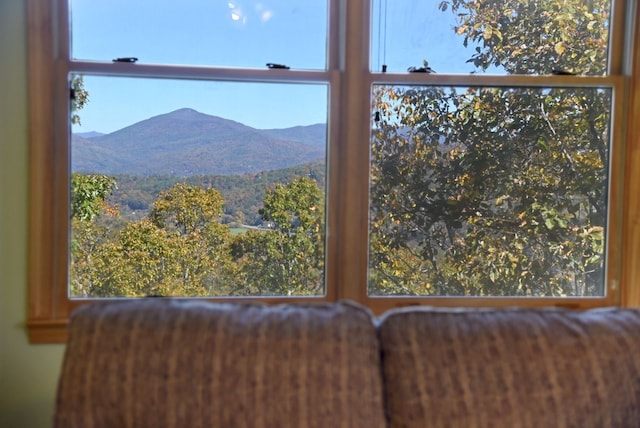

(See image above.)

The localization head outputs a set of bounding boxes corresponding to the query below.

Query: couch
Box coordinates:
[55,299,640,427]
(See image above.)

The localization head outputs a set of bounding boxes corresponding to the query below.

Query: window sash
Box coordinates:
[337,0,626,307]
[63,1,341,299]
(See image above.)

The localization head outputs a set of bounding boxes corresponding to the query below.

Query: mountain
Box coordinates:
[75,131,105,139]
[72,108,327,176]
[262,124,327,147]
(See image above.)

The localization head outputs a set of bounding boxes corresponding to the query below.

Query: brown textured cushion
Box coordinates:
[379,307,640,428]
[55,299,386,428]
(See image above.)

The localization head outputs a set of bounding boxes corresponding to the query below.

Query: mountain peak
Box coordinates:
[154,108,248,130]
[162,107,207,120]
[169,107,200,115]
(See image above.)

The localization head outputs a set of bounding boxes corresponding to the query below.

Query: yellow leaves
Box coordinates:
[454,172,472,187]
[517,211,529,227]
[495,194,509,206]
[457,21,502,42]
[554,41,566,55]
[483,26,493,40]
[485,24,503,42]
[449,147,460,160]
[574,151,604,170]
[103,202,120,217]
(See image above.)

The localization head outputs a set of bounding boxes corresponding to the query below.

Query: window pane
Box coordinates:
[370,0,611,75]
[70,0,328,69]
[369,85,611,296]
[70,75,327,297]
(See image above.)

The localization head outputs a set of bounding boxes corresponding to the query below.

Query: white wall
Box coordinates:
[0,1,66,426]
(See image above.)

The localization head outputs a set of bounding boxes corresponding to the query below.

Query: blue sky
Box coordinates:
[70,0,487,134]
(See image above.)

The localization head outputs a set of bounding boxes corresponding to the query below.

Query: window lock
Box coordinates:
[552,69,577,75]
[113,57,139,63]
[408,65,436,73]
[266,63,290,69]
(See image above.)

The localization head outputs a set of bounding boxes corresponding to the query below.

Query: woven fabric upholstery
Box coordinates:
[379,307,640,428]
[55,299,386,428]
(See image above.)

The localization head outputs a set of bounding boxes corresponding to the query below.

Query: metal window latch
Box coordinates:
[113,57,138,63]
[266,63,290,69]
[408,65,436,73]
[552,69,577,75]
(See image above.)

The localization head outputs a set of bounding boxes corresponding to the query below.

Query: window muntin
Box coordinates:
[370,0,611,75]
[70,76,328,298]
[369,85,611,297]
[70,0,329,69]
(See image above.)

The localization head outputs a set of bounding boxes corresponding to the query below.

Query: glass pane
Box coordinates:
[370,0,611,75]
[70,0,328,69]
[70,75,327,297]
[369,85,611,296]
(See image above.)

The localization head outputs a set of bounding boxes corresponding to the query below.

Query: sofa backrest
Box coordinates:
[379,306,640,428]
[55,299,386,428]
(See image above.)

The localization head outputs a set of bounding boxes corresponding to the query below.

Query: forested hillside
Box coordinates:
[109,161,325,225]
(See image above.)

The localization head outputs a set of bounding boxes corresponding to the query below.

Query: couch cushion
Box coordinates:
[55,299,386,428]
[379,307,640,428]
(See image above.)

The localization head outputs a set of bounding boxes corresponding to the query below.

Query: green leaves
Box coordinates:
[70,75,89,126]
[70,173,117,221]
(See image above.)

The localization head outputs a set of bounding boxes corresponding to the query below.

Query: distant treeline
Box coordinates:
[106,160,326,226]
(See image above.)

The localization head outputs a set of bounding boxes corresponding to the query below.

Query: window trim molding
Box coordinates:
[27,0,640,344]
[28,0,64,342]
[621,0,640,307]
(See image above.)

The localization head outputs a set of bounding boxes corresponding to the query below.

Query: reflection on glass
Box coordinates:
[370,0,611,75]
[70,0,328,69]
[369,85,611,296]
[70,75,327,298]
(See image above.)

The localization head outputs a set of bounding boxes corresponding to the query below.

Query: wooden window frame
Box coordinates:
[27,0,640,343]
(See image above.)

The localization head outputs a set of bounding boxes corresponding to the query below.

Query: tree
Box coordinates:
[70,75,89,126]
[149,183,235,296]
[369,0,609,296]
[231,176,325,295]
[83,219,174,297]
[69,173,119,296]
[73,183,236,297]
[70,173,117,221]
[442,0,609,75]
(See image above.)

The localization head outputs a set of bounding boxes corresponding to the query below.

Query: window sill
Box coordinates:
[27,319,69,344]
